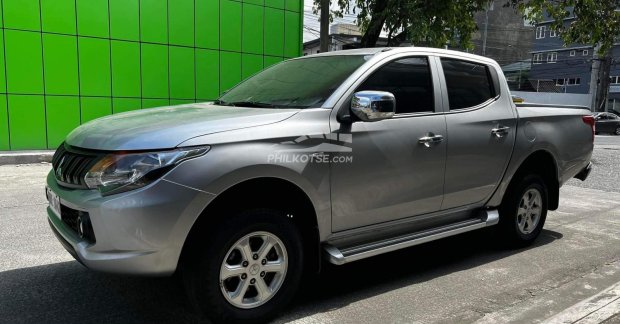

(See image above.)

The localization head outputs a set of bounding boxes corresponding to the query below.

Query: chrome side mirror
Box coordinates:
[351,91,395,122]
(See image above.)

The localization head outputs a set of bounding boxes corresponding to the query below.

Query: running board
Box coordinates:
[324,209,499,265]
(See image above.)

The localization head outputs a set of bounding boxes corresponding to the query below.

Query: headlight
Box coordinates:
[84,146,209,195]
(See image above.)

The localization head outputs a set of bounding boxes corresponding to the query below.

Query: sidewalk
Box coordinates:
[0,150,54,166]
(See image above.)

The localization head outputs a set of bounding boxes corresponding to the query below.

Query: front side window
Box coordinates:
[441,58,495,110]
[356,57,434,114]
[217,55,368,109]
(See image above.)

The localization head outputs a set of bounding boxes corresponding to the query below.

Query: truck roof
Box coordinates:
[301,47,500,67]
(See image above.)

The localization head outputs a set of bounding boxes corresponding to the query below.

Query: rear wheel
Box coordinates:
[183,209,303,324]
[614,126,620,135]
[498,174,548,247]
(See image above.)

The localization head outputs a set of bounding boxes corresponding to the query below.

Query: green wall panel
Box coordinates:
[221,1,242,52]
[41,0,76,34]
[5,30,44,94]
[113,98,141,113]
[43,34,79,95]
[221,52,241,93]
[0,32,5,93]
[79,38,111,96]
[76,0,109,38]
[285,11,301,57]
[141,0,168,44]
[0,96,8,150]
[46,96,80,148]
[264,56,283,68]
[285,0,301,12]
[8,95,46,149]
[196,49,219,100]
[264,8,284,56]
[245,0,264,6]
[4,0,40,31]
[143,98,169,108]
[171,99,195,105]
[169,0,194,46]
[265,0,285,9]
[169,46,195,99]
[111,41,141,97]
[243,4,263,55]
[110,0,140,41]
[242,53,263,80]
[196,0,219,49]
[81,97,112,123]
[142,44,169,98]
[0,0,302,150]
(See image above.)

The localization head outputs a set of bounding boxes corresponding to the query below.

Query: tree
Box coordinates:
[314,0,493,48]
[509,0,620,111]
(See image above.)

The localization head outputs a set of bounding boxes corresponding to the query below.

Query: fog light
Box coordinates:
[76,213,95,243]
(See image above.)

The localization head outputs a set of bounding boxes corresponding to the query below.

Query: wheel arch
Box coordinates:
[504,150,560,210]
[179,177,322,273]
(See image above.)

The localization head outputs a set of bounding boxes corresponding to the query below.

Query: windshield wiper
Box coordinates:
[213,100,277,108]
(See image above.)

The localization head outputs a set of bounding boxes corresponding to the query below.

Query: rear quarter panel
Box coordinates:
[487,105,593,207]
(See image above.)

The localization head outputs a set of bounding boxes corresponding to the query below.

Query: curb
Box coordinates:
[0,151,55,166]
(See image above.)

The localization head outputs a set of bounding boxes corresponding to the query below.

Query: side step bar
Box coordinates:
[324,209,499,265]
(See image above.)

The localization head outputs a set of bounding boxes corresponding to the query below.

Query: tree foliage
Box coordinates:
[509,0,620,55]
[314,0,493,48]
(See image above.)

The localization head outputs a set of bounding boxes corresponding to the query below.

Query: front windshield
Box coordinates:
[216,55,368,109]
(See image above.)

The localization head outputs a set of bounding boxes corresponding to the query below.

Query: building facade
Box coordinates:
[470,0,534,66]
[302,24,388,56]
[529,15,620,111]
[0,0,303,150]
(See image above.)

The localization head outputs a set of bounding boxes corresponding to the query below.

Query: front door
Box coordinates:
[331,56,447,232]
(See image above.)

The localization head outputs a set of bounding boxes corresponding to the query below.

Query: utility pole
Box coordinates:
[590,45,612,112]
[589,45,600,112]
[482,2,493,56]
[320,0,329,53]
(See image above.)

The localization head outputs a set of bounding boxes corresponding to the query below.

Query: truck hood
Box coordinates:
[65,103,300,151]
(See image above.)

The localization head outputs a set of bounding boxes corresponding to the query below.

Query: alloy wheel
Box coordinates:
[516,188,542,235]
[219,231,288,309]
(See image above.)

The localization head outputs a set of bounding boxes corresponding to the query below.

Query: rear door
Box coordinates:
[438,57,517,210]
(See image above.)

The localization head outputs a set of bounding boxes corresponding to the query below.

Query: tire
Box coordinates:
[498,174,548,248]
[615,126,620,135]
[183,209,304,324]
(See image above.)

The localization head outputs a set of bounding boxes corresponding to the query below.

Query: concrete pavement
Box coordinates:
[0,136,619,323]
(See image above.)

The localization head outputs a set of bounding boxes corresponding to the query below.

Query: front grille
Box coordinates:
[52,143,100,188]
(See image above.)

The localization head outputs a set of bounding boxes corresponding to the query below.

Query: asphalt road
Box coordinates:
[0,136,619,323]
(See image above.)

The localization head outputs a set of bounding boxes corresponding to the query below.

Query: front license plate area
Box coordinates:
[46,187,61,219]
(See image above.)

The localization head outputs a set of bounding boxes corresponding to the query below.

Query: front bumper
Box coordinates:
[45,171,215,276]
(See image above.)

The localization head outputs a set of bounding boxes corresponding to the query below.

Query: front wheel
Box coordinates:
[614,126,620,135]
[183,209,304,324]
[498,174,548,247]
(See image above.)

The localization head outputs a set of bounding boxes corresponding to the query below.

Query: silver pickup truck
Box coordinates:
[45,47,593,323]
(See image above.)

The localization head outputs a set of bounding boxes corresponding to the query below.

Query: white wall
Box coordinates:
[511,91,592,108]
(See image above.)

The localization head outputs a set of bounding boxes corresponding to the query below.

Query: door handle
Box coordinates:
[418,134,444,147]
[491,126,510,138]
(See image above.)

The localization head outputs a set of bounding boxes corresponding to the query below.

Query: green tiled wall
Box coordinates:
[0,0,302,150]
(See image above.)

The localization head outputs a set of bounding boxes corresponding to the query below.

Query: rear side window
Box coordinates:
[441,58,495,110]
[356,57,434,114]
